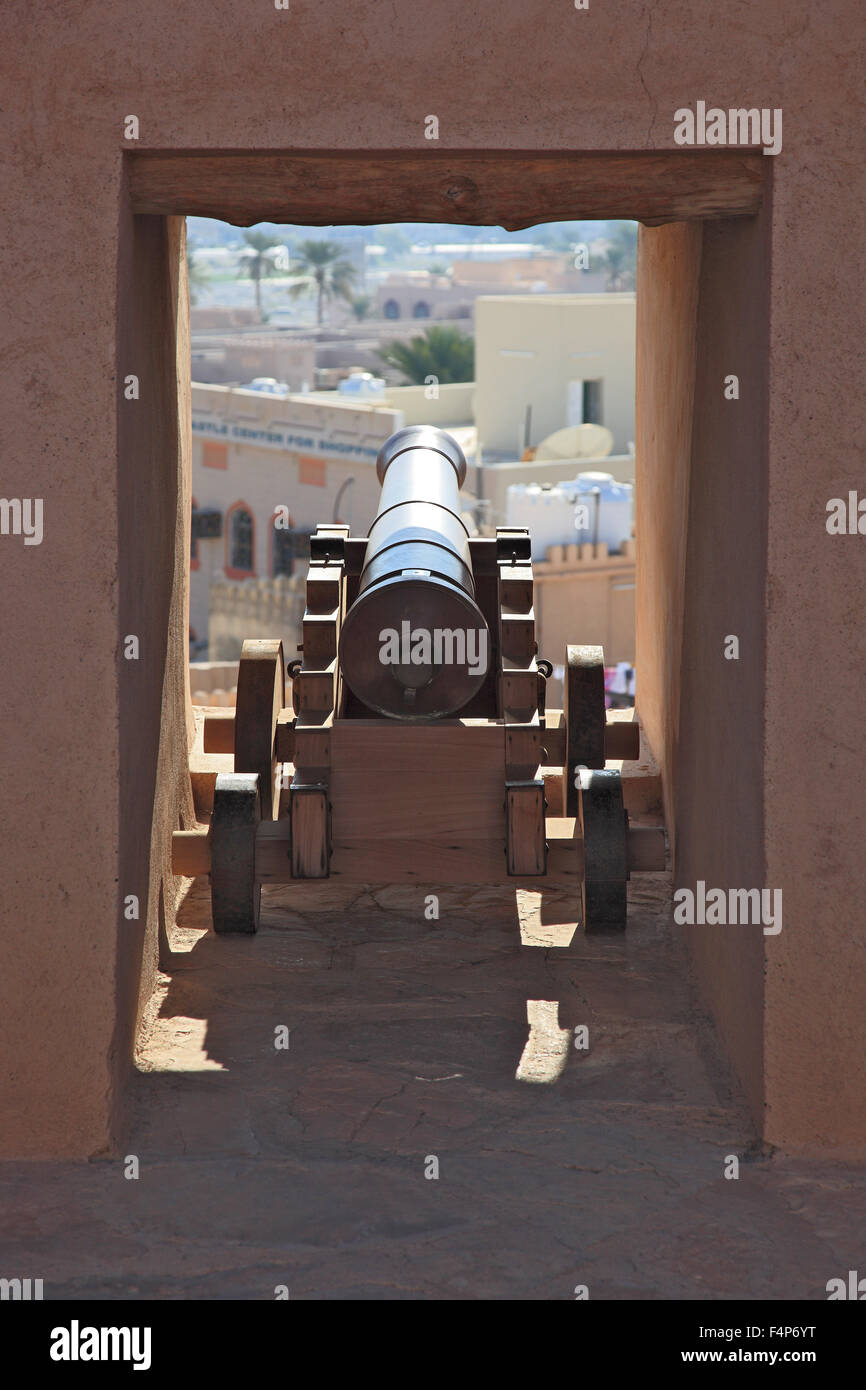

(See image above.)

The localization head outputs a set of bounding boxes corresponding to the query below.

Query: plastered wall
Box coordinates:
[116,211,197,1130]
[635,218,767,1124]
[672,212,771,1128]
[1,0,862,1156]
[635,222,702,846]
[474,294,636,455]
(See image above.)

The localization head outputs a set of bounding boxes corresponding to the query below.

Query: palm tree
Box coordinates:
[377,325,474,384]
[237,229,284,319]
[349,294,373,322]
[601,223,637,291]
[186,236,210,307]
[287,239,357,325]
[601,242,627,290]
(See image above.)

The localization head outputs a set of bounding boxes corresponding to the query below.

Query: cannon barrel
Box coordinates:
[339,426,490,719]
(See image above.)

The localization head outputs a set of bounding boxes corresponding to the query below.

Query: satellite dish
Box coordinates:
[534,423,614,461]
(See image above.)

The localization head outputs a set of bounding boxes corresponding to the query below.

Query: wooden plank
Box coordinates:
[310,524,350,555]
[128,150,764,226]
[255,815,585,884]
[498,566,534,613]
[304,566,342,614]
[329,719,505,842]
[542,711,566,765]
[202,710,235,755]
[544,761,663,819]
[496,527,532,563]
[275,711,295,761]
[506,779,546,876]
[302,611,340,668]
[501,668,539,721]
[290,783,330,879]
[505,720,542,768]
[296,663,336,715]
[328,831,580,884]
[234,638,284,819]
[292,719,331,768]
[328,838,507,883]
[300,551,345,718]
[540,710,642,765]
[256,818,584,884]
[544,769,565,816]
[189,751,233,815]
[500,612,536,666]
[329,768,504,840]
[277,765,296,817]
[546,815,577,843]
[605,716,641,761]
[330,719,504,773]
[172,830,211,877]
[502,552,543,880]
[344,537,368,576]
[467,536,499,576]
[255,819,291,881]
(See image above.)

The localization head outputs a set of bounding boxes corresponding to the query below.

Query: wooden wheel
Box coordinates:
[234,638,285,819]
[211,773,261,934]
[578,768,628,933]
[565,644,606,815]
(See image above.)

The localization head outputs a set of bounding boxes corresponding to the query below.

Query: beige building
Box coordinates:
[375,271,473,321]
[189,383,403,647]
[474,293,635,457]
[189,381,481,654]
[374,255,606,322]
[534,542,636,706]
[190,333,316,391]
[451,252,604,294]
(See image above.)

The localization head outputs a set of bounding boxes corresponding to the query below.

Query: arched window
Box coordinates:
[383,298,400,319]
[412,300,431,318]
[226,502,255,578]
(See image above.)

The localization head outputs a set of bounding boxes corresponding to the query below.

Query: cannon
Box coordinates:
[172,425,665,932]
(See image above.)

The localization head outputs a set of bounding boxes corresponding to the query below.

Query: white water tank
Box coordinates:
[338,371,386,399]
[506,473,632,560]
[562,472,632,554]
[505,483,579,561]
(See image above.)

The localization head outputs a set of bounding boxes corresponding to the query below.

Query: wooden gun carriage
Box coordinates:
[172,426,665,930]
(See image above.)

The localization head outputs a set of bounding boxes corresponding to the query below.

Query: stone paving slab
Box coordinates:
[1,875,864,1300]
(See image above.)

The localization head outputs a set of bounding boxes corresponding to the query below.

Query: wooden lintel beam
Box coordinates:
[128,150,763,227]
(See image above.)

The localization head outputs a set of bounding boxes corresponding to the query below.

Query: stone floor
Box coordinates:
[2,873,865,1300]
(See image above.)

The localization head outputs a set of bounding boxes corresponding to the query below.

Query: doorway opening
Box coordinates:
[184,214,639,718]
[118,149,769,1129]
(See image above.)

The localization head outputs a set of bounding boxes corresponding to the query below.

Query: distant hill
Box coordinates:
[187,217,635,253]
